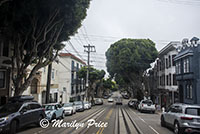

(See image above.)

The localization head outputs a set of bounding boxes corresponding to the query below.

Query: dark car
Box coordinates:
[0,96,45,134]
[116,97,123,105]
[128,99,138,109]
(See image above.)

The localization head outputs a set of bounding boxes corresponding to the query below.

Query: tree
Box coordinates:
[106,38,158,98]
[102,78,117,93]
[0,0,91,96]
[77,66,105,100]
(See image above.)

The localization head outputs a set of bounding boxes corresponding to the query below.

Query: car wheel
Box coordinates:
[37,115,43,126]
[9,120,17,134]
[161,116,166,127]
[174,121,183,134]
[61,112,65,119]
[52,114,56,121]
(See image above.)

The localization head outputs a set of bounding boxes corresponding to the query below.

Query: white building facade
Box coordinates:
[23,53,86,104]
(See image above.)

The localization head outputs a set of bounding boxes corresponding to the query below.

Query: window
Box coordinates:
[71,72,74,83]
[166,58,168,69]
[71,60,75,71]
[185,108,200,116]
[186,83,193,99]
[169,55,171,67]
[77,63,79,70]
[173,74,177,85]
[0,71,6,88]
[166,75,169,85]
[71,85,74,95]
[30,104,41,109]
[169,73,171,86]
[31,78,38,94]
[3,44,9,57]
[172,55,176,66]
[159,76,162,86]
[51,69,55,79]
[176,61,181,74]
[183,58,189,73]
[54,93,58,102]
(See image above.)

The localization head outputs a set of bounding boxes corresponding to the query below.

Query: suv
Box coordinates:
[138,99,156,113]
[161,103,200,134]
[0,96,45,134]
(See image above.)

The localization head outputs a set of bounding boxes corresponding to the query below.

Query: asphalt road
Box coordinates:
[17,93,174,134]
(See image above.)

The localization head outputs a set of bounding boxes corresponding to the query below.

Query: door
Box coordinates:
[30,103,42,123]
[19,104,33,127]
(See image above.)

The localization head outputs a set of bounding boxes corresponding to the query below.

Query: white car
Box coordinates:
[63,103,76,115]
[138,99,156,113]
[44,103,65,120]
[84,101,91,110]
[108,97,114,102]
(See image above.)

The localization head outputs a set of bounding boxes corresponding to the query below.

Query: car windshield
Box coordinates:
[0,103,23,113]
[185,108,200,116]
[63,103,73,107]
[74,101,82,105]
[142,100,153,105]
[45,105,55,110]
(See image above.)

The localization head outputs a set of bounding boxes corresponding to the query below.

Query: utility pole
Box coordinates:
[84,44,96,101]
[46,63,52,104]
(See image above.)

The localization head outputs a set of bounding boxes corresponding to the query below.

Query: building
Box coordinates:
[59,53,86,102]
[0,40,13,106]
[157,41,180,107]
[23,53,86,104]
[174,37,200,104]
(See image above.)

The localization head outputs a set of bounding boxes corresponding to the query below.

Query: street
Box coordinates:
[17,93,174,134]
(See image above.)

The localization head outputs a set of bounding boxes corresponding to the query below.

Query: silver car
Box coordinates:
[161,103,200,134]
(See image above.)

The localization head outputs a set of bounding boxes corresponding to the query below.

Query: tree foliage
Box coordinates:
[106,38,158,97]
[77,66,105,99]
[0,0,91,95]
[77,66,105,84]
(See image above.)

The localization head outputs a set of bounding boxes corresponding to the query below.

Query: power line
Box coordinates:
[68,41,85,62]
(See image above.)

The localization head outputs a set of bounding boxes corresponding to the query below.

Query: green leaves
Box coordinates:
[106,38,158,86]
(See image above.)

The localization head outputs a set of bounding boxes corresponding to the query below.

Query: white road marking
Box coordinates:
[138,116,146,123]
[149,125,160,134]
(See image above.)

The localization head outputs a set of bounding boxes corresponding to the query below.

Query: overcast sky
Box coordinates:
[65,0,200,72]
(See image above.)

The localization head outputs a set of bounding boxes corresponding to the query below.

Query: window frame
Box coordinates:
[0,70,6,89]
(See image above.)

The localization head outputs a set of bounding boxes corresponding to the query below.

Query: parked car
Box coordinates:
[0,96,45,134]
[95,98,103,105]
[103,95,109,99]
[62,103,76,115]
[122,94,130,99]
[84,101,91,110]
[138,99,156,113]
[108,97,114,102]
[44,103,65,120]
[116,97,123,105]
[128,99,139,109]
[74,101,84,112]
[161,103,200,134]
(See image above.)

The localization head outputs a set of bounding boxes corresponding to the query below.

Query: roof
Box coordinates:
[174,47,193,61]
[190,37,199,42]
[59,53,86,65]
[158,41,180,57]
